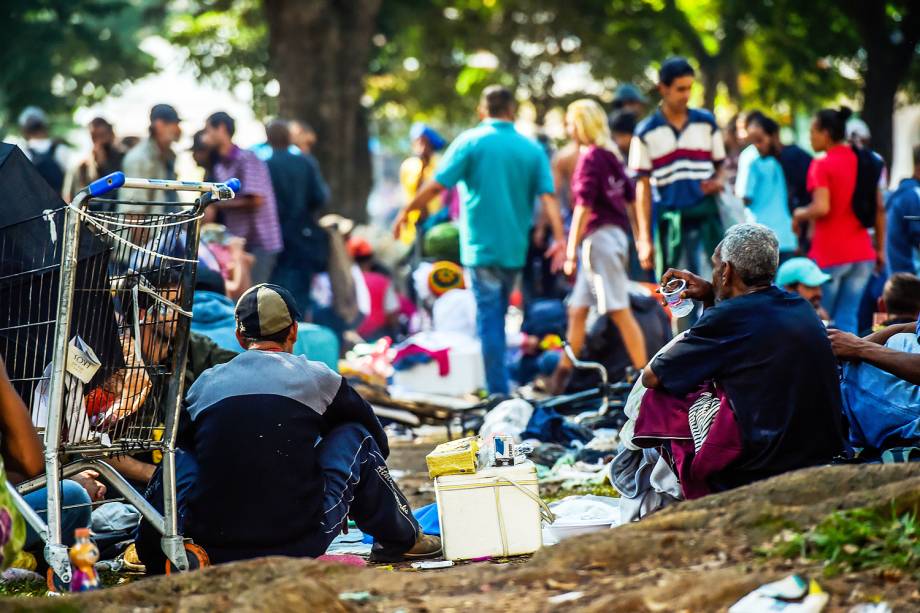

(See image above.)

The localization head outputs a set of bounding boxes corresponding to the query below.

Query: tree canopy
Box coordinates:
[2,0,916,210]
[0,0,159,135]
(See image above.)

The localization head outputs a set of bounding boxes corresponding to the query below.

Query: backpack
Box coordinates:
[851,145,884,228]
[27,142,65,194]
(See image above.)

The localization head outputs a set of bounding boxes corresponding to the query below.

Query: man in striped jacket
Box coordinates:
[629,57,726,279]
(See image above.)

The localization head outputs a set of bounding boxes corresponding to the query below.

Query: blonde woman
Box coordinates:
[550,99,647,392]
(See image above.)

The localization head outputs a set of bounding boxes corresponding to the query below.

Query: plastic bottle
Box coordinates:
[69,528,99,592]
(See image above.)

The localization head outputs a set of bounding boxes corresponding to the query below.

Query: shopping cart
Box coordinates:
[0,171,239,588]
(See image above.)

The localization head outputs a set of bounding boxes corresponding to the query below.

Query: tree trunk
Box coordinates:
[861,58,899,169]
[263,0,382,223]
[699,60,719,111]
[843,0,920,169]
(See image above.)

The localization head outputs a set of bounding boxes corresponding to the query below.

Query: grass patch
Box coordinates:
[760,505,919,578]
[542,482,618,503]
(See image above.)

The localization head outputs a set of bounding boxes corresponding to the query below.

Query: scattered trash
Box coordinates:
[729,575,828,613]
[479,398,534,443]
[848,604,892,613]
[470,555,492,563]
[339,591,373,602]
[376,565,394,571]
[548,591,584,604]
[0,568,42,584]
[426,436,479,478]
[545,495,621,542]
[410,560,454,570]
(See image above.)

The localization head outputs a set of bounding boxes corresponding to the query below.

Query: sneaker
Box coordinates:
[368,533,442,563]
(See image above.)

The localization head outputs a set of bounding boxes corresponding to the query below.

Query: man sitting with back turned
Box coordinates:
[831,320,920,454]
[156,283,439,565]
[642,224,847,490]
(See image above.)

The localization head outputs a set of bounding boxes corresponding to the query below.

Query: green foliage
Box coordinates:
[0,0,159,133]
[761,505,920,578]
[166,0,275,115]
[542,482,619,503]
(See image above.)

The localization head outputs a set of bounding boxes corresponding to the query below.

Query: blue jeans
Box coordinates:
[135,424,419,569]
[822,261,874,334]
[470,267,519,395]
[22,480,93,550]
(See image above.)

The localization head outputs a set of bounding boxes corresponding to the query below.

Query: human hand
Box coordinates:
[700,178,723,196]
[545,240,566,273]
[827,328,868,361]
[533,224,547,249]
[563,257,577,278]
[636,237,655,271]
[875,250,887,274]
[72,470,107,502]
[792,208,808,235]
[660,268,715,305]
[392,209,409,239]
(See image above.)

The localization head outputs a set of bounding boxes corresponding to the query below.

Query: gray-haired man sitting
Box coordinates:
[641,224,846,491]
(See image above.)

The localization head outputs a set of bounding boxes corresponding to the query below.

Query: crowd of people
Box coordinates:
[2,51,919,572]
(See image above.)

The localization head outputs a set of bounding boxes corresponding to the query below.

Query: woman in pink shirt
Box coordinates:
[793,107,881,333]
[550,99,647,392]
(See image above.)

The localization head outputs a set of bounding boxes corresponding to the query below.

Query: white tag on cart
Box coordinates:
[42,209,58,244]
[66,336,101,384]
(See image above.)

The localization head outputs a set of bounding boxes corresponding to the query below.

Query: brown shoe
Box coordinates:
[369,533,442,563]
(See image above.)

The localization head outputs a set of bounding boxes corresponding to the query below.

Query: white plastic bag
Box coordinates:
[717,189,756,230]
[479,399,534,443]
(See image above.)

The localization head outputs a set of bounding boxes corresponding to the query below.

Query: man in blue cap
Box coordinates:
[136,283,440,568]
[776,257,831,320]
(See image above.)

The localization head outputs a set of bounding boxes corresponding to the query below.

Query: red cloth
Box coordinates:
[633,385,744,499]
[392,344,451,376]
[806,145,875,268]
[357,271,392,338]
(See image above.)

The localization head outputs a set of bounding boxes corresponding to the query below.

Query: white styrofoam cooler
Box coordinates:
[392,331,485,397]
[434,461,547,560]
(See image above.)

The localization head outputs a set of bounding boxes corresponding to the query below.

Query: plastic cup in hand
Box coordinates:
[662,279,694,318]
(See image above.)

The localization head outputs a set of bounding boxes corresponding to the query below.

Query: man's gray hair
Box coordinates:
[718,223,779,286]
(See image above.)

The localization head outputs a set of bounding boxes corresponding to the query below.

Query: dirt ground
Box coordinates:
[3,447,919,612]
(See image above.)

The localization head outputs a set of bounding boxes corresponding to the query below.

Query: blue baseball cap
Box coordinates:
[776,258,831,288]
[409,122,446,151]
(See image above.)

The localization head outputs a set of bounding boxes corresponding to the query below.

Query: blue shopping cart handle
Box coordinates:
[88,171,126,197]
[225,177,241,193]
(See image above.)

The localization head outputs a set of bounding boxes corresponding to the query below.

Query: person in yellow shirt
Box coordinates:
[398,123,448,245]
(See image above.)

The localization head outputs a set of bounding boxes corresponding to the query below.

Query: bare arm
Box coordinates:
[540,193,566,245]
[566,205,589,263]
[853,344,920,385]
[540,193,567,273]
[863,322,915,346]
[829,326,920,384]
[794,186,831,223]
[0,359,43,478]
[635,176,654,270]
[641,362,662,389]
[106,455,156,484]
[392,180,445,238]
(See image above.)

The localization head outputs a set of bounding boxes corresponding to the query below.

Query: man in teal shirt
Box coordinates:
[394,85,566,394]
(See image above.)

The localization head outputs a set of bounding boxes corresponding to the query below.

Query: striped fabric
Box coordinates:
[688,389,721,453]
[629,108,726,211]
[213,145,283,253]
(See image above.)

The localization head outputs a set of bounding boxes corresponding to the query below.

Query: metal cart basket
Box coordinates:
[1,171,239,586]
